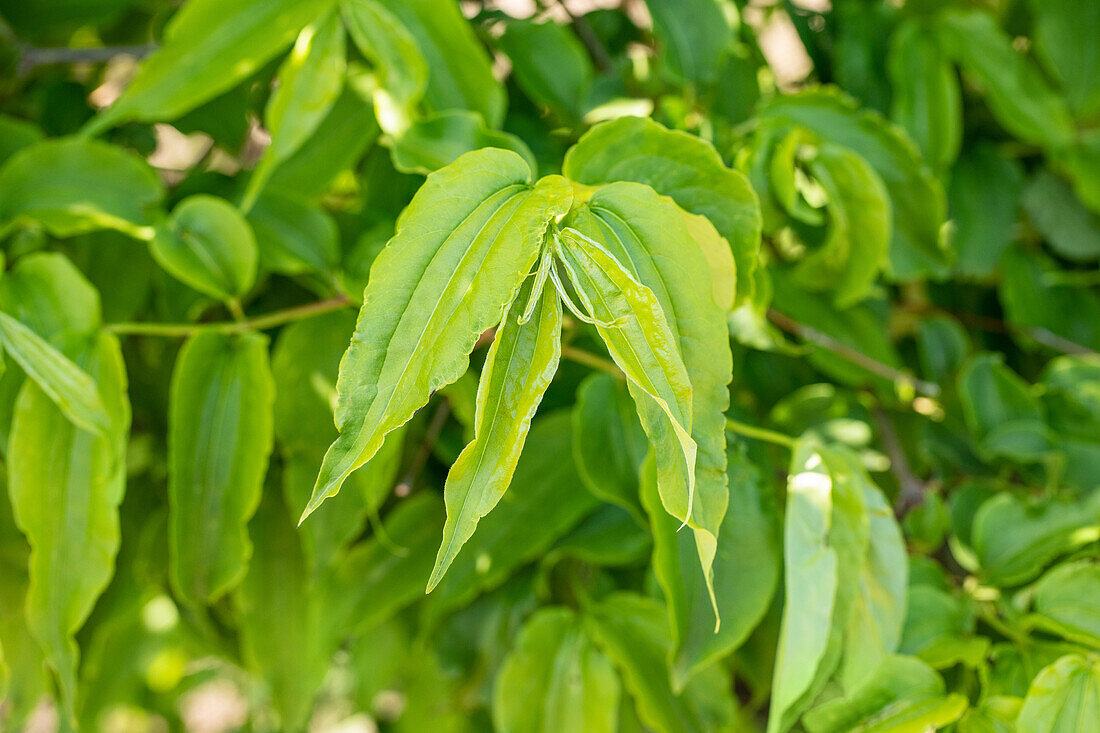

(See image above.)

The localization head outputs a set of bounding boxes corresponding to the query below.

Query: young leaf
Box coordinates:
[555,227,702,570]
[7,332,130,723]
[563,117,761,306]
[429,276,562,591]
[340,0,427,134]
[0,138,163,240]
[168,331,275,604]
[0,311,109,435]
[305,151,572,519]
[85,0,336,132]
[150,195,258,301]
[493,607,620,733]
[242,8,346,208]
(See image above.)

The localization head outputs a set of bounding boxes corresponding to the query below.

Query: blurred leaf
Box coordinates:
[948,144,1024,278]
[1029,560,1100,648]
[392,110,536,175]
[1021,169,1100,263]
[150,195,258,301]
[245,191,340,276]
[499,19,593,122]
[644,0,731,86]
[1017,654,1100,732]
[493,607,620,733]
[1000,248,1100,353]
[0,138,162,239]
[1028,0,1100,119]
[168,332,274,604]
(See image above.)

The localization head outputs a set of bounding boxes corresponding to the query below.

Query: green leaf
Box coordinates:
[957,697,1025,733]
[0,114,42,167]
[340,0,427,134]
[168,331,275,604]
[305,151,572,518]
[887,20,962,171]
[1017,654,1100,732]
[971,492,1100,588]
[756,88,949,280]
[563,116,761,306]
[86,0,336,132]
[644,0,732,86]
[1022,169,1100,263]
[957,353,1044,460]
[242,8,346,208]
[234,490,325,730]
[372,0,505,127]
[642,443,780,690]
[150,194,259,301]
[0,138,163,240]
[543,504,651,569]
[555,226,708,581]
[8,332,129,722]
[424,412,598,623]
[1028,0,1100,119]
[936,9,1074,148]
[0,311,109,435]
[1029,560,1100,648]
[999,248,1100,353]
[493,607,620,733]
[804,655,967,733]
[572,372,648,520]
[948,144,1024,278]
[790,142,891,307]
[584,592,736,733]
[391,110,536,175]
[0,252,101,341]
[429,276,561,591]
[245,191,341,276]
[498,19,593,122]
[321,492,445,636]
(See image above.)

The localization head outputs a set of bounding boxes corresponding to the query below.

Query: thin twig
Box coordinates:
[555,0,612,72]
[105,296,353,337]
[872,407,929,517]
[767,309,942,397]
[560,344,623,377]
[394,401,452,498]
[19,43,157,75]
[725,418,795,449]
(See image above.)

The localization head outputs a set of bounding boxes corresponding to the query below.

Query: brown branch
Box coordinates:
[767,309,942,397]
[19,43,157,75]
[394,401,452,498]
[873,407,929,517]
[555,0,612,72]
[106,296,354,337]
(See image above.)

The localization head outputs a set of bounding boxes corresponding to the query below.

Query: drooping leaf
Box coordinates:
[150,195,258,301]
[887,20,962,171]
[572,372,648,520]
[563,116,761,305]
[7,332,130,722]
[643,444,780,690]
[391,110,536,175]
[424,412,598,624]
[498,19,593,122]
[584,592,736,733]
[0,138,163,240]
[85,0,336,132]
[305,151,572,518]
[493,607,620,733]
[168,331,275,604]
[756,88,949,280]
[0,311,109,435]
[372,0,505,127]
[340,0,427,134]
[242,8,346,208]
[1017,654,1100,732]
[429,276,561,591]
[936,9,1074,148]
